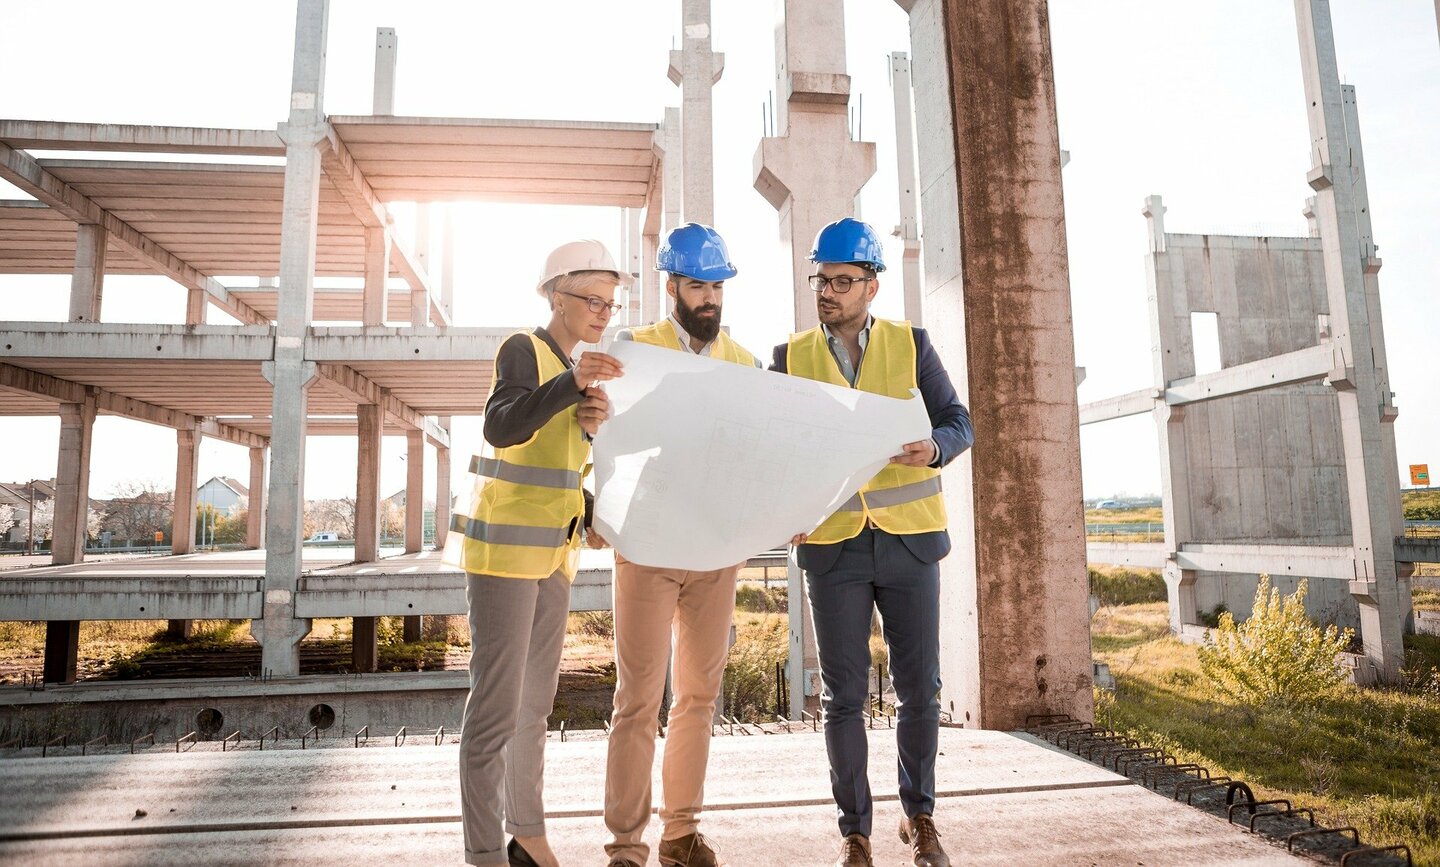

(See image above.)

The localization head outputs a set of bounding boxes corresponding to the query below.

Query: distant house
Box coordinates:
[0,479,54,544]
[198,477,249,514]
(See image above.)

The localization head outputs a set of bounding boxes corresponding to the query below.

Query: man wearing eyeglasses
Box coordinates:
[599,223,761,867]
[770,218,972,867]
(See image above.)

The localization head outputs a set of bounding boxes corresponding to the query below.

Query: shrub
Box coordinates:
[721,617,787,722]
[572,611,614,639]
[1088,567,1166,607]
[735,583,788,613]
[1197,576,1353,706]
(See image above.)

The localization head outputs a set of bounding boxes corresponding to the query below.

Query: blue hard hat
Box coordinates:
[656,223,738,282]
[809,217,887,272]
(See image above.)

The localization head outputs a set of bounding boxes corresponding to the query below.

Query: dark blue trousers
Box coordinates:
[805,527,942,838]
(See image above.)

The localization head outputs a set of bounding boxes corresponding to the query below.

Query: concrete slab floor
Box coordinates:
[0,729,1307,865]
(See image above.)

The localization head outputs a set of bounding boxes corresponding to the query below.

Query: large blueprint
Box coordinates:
[591,341,932,570]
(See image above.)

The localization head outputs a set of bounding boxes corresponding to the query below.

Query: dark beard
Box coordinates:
[675,294,722,343]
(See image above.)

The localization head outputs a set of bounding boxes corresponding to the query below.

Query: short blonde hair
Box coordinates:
[546,270,621,307]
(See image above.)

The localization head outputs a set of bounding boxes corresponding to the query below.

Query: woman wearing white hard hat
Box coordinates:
[444,239,630,867]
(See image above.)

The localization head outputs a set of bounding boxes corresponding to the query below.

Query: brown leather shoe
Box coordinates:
[658,832,727,867]
[834,833,872,867]
[899,814,951,867]
[605,860,641,867]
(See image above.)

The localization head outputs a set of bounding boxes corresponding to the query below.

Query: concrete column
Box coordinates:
[1294,0,1405,683]
[355,402,383,562]
[441,207,455,322]
[754,0,876,332]
[172,427,200,556]
[43,620,80,684]
[625,208,643,326]
[435,424,451,551]
[898,0,1092,729]
[1302,196,1320,238]
[786,553,820,720]
[1142,196,1200,632]
[667,0,724,225]
[246,445,267,549]
[69,224,107,323]
[185,288,206,325]
[51,396,97,565]
[404,430,424,553]
[362,226,390,325]
[256,0,328,678]
[411,205,431,326]
[352,614,378,673]
[373,27,397,115]
[640,231,661,324]
[889,52,923,325]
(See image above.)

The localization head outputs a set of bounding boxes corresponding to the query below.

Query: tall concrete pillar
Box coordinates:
[668,0,724,225]
[256,0,328,678]
[441,207,455,322]
[69,224,106,323]
[167,425,200,641]
[624,208,643,326]
[897,0,1092,729]
[411,205,431,326]
[434,429,451,551]
[362,226,390,325]
[51,396,96,565]
[652,107,682,322]
[754,0,876,332]
[640,231,661,323]
[1295,0,1405,683]
[246,445,267,549]
[43,620,80,684]
[889,52,923,325]
[403,429,426,640]
[355,403,382,562]
[1142,197,1200,631]
[373,27,397,115]
[352,614,378,673]
[172,427,200,556]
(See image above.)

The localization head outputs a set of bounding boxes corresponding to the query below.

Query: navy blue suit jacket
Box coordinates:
[770,325,974,575]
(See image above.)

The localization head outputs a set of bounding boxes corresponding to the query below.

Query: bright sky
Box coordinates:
[0,1,1435,505]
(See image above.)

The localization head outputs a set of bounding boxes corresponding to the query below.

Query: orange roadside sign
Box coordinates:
[154,530,165,543]
[1411,464,1430,486]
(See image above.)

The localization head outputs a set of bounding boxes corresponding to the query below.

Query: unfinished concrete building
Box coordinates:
[1084,1,1416,684]
[0,0,1099,734]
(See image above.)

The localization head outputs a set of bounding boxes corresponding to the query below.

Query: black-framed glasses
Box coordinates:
[556,290,622,314]
[807,274,873,294]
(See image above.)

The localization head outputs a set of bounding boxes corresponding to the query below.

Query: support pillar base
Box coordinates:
[353,616,379,673]
[43,621,80,684]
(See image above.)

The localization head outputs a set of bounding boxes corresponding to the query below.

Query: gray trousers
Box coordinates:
[459,569,571,866]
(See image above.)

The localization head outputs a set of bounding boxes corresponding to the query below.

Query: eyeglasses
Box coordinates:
[556,290,622,315]
[807,274,873,294]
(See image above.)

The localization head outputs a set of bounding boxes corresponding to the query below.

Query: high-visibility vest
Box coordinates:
[442,332,589,580]
[787,319,946,544]
[630,318,758,368]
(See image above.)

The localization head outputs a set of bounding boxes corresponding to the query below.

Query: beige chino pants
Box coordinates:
[603,555,740,864]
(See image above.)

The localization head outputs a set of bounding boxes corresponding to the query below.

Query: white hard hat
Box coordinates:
[536,239,635,297]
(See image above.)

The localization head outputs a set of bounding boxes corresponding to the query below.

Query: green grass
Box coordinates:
[1085,506,1164,524]
[1094,604,1440,864]
[1089,566,1166,607]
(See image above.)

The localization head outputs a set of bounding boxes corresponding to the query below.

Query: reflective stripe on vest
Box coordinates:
[469,455,582,490]
[441,331,588,580]
[630,318,758,368]
[787,319,947,543]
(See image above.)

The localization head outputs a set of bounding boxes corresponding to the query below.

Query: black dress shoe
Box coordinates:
[508,837,541,867]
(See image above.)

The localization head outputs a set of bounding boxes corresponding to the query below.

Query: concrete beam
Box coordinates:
[306,327,508,362]
[51,397,97,566]
[313,362,449,449]
[1176,542,1356,581]
[1164,342,1336,405]
[0,142,269,325]
[1085,542,1167,571]
[0,323,274,361]
[0,362,266,449]
[1078,388,1157,425]
[3,579,262,621]
[294,568,614,617]
[0,120,284,155]
[69,224,107,323]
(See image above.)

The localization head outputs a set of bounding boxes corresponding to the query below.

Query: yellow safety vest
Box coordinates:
[787,319,946,544]
[630,318,758,368]
[442,332,589,580]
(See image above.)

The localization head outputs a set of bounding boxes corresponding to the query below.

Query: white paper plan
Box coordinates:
[591,340,933,571]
